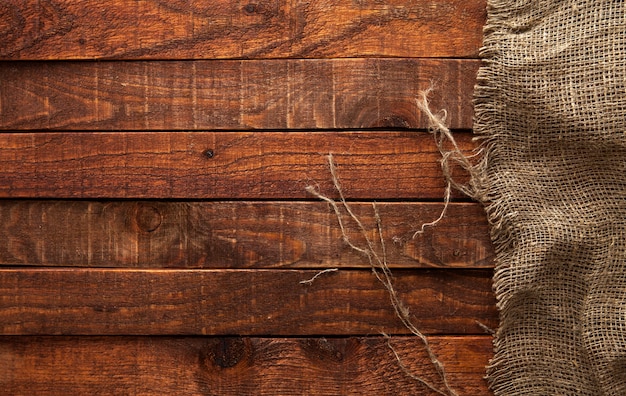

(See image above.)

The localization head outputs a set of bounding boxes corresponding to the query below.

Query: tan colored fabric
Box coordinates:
[473,1,626,394]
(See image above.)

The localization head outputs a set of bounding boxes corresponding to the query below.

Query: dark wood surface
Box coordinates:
[1,0,485,60]
[0,59,478,130]
[0,0,492,394]
[0,336,492,395]
[0,131,474,199]
[0,269,496,335]
[0,201,492,268]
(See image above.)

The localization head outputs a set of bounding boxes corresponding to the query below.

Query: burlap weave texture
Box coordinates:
[473,1,626,394]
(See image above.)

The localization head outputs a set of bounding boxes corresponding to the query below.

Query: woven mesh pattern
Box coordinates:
[473,1,626,394]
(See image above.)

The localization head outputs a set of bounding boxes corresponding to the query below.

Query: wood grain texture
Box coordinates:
[0,1,495,394]
[0,59,478,131]
[0,201,492,269]
[0,269,496,335]
[0,131,475,199]
[0,335,492,395]
[0,0,486,60]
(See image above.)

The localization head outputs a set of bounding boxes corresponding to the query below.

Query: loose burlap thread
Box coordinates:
[306,155,458,396]
[474,1,626,394]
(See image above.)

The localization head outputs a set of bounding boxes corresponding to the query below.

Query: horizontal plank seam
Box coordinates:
[0,268,493,273]
[0,129,477,134]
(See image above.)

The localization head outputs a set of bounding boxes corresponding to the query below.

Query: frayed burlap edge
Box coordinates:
[471,1,626,394]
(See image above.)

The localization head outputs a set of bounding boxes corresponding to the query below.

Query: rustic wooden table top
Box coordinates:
[0,1,493,394]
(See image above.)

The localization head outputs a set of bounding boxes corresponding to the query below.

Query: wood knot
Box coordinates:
[135,205,162,233]
[203,337,247,368]
[243,3,260,14]
[349,99,418,129]
[373,114,412,128]
[300,338,345,363]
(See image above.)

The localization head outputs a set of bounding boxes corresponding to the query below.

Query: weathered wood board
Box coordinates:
[0,269,496,335]
[0,131,474,199]
[0,336,492,395]
[1,0,485,60]
[0,201,492,268]
[0,0,493,394]
[0,59,478,130]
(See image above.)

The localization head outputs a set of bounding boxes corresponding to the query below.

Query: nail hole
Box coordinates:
[203,149,215,159]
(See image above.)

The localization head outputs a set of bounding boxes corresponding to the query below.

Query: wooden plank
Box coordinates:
[0,0,486,60]
[0,59,478,131]
[0,269,496,335]
[0,131,475,199]
[0,335,492,395]
[0,201,493,269]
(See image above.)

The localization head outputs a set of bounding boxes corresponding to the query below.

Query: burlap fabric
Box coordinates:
[472,1,626,394]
